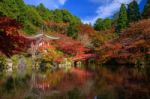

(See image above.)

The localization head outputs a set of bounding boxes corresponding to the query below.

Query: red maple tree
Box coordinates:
[0,17,31,56]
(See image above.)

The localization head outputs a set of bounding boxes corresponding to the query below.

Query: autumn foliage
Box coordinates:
[0,17,95,62]
[98,19,150,64]
[50,34,88,56]
[0,17,31,56]
[45,33,96,62]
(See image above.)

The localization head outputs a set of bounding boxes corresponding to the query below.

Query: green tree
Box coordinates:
[94,18,112,31]
[0,0,20,19]
[103,18,112,29]
[67,23,78,39]
[51,9,81,24]
[94,18,105,31]
[0,0,28,22]
[142,0,150,19]
[26,6,43,26]
[0,5,4,16]
[127,0,141,22]
[23,5,44,34]
[51,9,63,22]
[62,9,73,23]
[62,9,81,24]
[0,55,6,72]
[36,3,52,20]
[112,12,119,27]
[116,4,128,33]
[15,0,28,23]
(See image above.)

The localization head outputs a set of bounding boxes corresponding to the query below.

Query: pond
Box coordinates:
[0,65,150,99]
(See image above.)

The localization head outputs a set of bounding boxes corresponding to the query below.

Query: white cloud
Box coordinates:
[58,0,67,5]
[90,0,112,4]
[24,0,67,9]
[83,0,142,24]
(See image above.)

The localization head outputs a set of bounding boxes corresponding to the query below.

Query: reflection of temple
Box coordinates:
[31,73,50,91]
[28,30,58,94]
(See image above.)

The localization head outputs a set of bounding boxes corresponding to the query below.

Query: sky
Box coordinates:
[24,0,147,24]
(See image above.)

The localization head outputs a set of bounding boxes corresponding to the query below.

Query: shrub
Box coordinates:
[0,55,6,72]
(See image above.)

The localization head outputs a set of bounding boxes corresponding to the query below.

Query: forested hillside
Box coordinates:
[0,0,81,35]
[0,0,149,64]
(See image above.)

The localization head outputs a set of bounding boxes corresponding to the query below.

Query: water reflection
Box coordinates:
[0,65,150,99]
[17,56,27,77]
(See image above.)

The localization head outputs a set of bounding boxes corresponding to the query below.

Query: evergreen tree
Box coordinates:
[117,4,128,33]
[127,0,141,22]
[142,0,150,19]
[94,18,112,31]
[112,12,119,26]
[94,18,105,31]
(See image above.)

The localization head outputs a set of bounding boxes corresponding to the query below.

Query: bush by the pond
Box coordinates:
[67,88,81,99]
[39,60,49,72]
[4,76,14,91]
[0,55,6,72]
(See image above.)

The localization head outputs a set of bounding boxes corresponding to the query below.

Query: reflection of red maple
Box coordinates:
[35,80,50,91]
[58,68,93,92]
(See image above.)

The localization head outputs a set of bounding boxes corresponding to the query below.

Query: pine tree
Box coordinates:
[117,4,128,33]
[142,0,150,19]
[127,0,141,22]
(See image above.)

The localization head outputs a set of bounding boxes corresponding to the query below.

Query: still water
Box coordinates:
[0,65,150,99]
